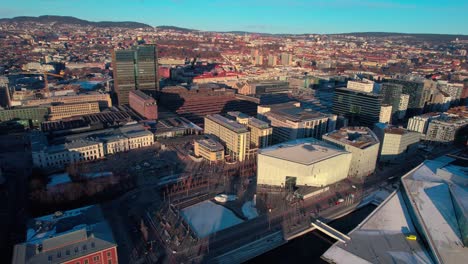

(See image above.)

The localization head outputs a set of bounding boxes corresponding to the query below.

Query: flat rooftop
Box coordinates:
[248,117,270,129]
[206,114,249,133]
[226,111,249,119]
[130,89,155,101]
[259,138,347,165]
[196,138,224,152]
[323,127,379,149]
[265,102,329,122]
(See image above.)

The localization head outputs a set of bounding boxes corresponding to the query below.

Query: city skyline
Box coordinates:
[1,0,468,35]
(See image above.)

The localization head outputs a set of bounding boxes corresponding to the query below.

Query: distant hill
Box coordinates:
[0,15,152,29]
[156,25,198,32]
[333,32,468,41]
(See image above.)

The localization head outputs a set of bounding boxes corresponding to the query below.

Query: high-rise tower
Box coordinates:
[112,45,159,105]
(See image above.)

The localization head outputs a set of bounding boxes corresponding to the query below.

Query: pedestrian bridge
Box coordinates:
[311,220,351,243]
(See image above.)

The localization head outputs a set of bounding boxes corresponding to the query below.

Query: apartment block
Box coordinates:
[204,114,250,161]
[227,111,273,148]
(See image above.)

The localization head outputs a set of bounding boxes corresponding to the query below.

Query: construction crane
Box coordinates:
[42,70,65,95]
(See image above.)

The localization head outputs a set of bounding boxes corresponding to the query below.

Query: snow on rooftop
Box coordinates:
[181,200,243,238]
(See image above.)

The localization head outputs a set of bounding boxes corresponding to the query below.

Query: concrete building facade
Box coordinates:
[425,117,468,143]
[374,123,420,162]
[407,114,439,134]
[332,88,382,127]
[227,111,273,148]
[347,80,374,93]
[258,102,336,143]
[204,114,250,161]
[194,138,225,162]
[48,102,100,121]
[379,104,392,124]
[397,94,410,119]
[322,127,380,179]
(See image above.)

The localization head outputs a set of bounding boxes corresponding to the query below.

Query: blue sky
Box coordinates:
[1,0,467,34]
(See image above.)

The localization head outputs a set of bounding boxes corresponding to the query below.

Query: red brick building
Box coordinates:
[159,85,257,126]
[129,89,158,120]
[12,205,118,264]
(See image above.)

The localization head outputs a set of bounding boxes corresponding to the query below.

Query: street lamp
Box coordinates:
[268,208,272,230]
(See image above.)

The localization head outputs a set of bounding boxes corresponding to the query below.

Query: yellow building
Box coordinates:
[48,102,100,120]
[204,114,250,161]
[194,138,225,162]
[227,111,273,148]
[247,117,273,148]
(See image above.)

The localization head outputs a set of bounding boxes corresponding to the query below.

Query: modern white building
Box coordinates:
[374,123,420,162]
[426,116,468,143]
[397,94,409,119]
[379,104,392,124]
[407,113,439,134]
[346,80,374,93]
[257,138,351,188]
[322,127,380,179]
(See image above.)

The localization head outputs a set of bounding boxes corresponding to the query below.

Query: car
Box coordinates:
[406,234,417,241]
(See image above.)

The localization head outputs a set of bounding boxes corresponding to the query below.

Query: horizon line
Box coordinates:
[1,15,467,37]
